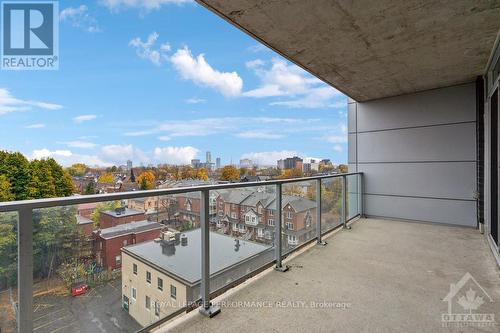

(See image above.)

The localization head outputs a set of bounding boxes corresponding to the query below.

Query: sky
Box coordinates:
[0,0,348,167]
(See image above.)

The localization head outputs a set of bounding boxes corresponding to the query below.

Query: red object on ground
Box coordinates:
[71,283,89,297]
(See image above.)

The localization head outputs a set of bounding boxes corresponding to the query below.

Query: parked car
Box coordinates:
[71,283,89,296]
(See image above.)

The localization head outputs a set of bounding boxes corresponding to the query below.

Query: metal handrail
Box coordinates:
[0,172,362,212]
[1,172,363,333]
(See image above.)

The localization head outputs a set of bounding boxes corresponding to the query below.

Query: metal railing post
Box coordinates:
[342,176,351,230]
[274,183,288,272]
[18,207,33,333]
[199,190,220,318]
[316,179,327,245]
[358,173,365,218]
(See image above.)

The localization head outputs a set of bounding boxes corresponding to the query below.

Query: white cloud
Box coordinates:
[25,123,45,129]
[185,97,206,104]
[322,135,347,144]
[33,149,72,159]
[153,146,198,164]
[333,144,343,153]
[101,0,193,11]
[99,144,139,164]
[243,58,343,108]
[0,88,62,115]
[170,46,243,97]
[129,32,170,66]
[60,5,100,33]
[123,117,325,139]
[158,136,171,141]
[241,150,299,166]
[236,130,284,140]
[73,114,97,123]
[63,141,98,149]
[31,149,110,167]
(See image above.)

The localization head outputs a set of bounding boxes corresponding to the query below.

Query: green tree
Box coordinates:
[0,175,14,201]
[67,163,87,177]
[90,201,121,227]
[0,151,31,200]
[84,181,96,195]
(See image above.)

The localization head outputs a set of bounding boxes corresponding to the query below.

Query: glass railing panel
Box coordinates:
[30,194,203,333]
[0,212,18,333]
[346,174,360,220]
[208,185,276,295]
[321,177,343,232]
[281,180,318,254]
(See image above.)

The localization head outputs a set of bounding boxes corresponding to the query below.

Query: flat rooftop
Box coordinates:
[101,208,143,218]
[97,220,163,239]
[161,219,500,333]
[123,229,271,285]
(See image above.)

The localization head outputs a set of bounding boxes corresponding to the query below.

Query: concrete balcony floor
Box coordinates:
[161,218,500,333]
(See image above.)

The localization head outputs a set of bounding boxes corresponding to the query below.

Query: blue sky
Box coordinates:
[0,0,348,167]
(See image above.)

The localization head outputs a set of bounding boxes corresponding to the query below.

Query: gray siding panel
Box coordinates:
[365,194,477,227]
[349,83,477,227]
[357,122,476,163]
[360,162,476,201]
[357,83,476,132]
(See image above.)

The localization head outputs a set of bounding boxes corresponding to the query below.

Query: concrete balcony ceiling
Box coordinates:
[197,0,500,101]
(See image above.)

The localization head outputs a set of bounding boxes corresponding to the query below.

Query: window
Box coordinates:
[123,239,128,246]
[258,206,262,214]
[133,263,137,275]
[170,285,177,300]
[286,211,293,219]
[257,228,264,238]
[288,234,298,245]
[115,255,121,266]
[268,219,275,226]
[131,287,137,301]
[231,212,237,219]
[286,222,294,230]
[146,271,151,284]
[154,301,160,316]
[245,215,250,222]
[145,295,151,310]
[232,223,238,231]
[158,278,163,291]
[99,241,103,250]
[269,209,274,216]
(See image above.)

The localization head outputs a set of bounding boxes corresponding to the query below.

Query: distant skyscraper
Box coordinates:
[126,160,133,170]
[216,157,221,169]
[206,151,212,164]
[191,159,201,168]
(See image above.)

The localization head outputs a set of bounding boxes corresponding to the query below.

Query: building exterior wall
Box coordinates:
[122,252,187,327]
[94,228,162,271]
[348,83,477,227]
[100,212,146,229]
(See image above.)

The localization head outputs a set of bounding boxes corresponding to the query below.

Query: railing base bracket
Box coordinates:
[199,304,221,318]
[274,265,289,272]
[316,241,327,246]
[343,225,352,230]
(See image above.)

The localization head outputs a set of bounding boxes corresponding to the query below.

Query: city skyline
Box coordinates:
[0,1,348,167]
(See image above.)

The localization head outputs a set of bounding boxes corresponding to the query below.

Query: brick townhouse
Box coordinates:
[214,188,316,248]
[93,220,164,271]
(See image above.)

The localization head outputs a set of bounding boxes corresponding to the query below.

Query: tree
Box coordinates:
[0,175,14,201]
[220,166,240,181]
[137,171,155,190]
[196,168,209,181]
[0,151,31,200]
[90,201,121,227]
[84,181,96,195]
[130,168,136,183]
[67,163,87,177]
[279,168,303,180]
[338,164,348,173]
[98,172,114,183]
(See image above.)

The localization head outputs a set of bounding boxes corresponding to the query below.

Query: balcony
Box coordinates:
[160,218,500,333]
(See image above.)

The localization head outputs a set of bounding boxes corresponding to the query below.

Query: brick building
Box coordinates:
[100,208,146,229]
[93,220,164,271]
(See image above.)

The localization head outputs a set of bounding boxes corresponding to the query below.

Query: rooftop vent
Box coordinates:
[181,234,188,246]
